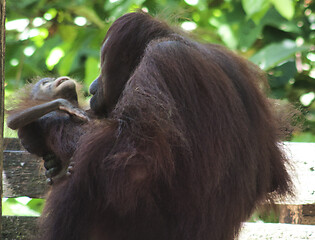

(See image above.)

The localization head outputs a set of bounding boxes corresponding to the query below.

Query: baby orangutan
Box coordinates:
[7,76,89,184]
[7,76,89,130]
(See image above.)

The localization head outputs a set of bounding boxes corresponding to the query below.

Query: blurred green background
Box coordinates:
[2,0,315,217]
[4,0,315,140]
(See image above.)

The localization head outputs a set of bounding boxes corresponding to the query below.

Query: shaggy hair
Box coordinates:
[14,12,293,240]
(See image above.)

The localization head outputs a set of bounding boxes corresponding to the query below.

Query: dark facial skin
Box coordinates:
[89,77,98,96]
[89,42,108,116]
[89,76,101,112]
[89,40,108,115]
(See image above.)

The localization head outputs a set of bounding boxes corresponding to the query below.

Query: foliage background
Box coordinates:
[3,0,315,217]
[4,0,315,140]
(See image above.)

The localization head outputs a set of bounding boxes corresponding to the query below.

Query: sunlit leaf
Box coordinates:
[292,132,315,143]
[241,0,270,22]
[31,28,49,47]
[2,198,41,216]
[70,6,106,29]
[250,40,309,70]
[105,0,146,19]
[271,0,295,20]
[59,25,78,43]
[217,25,237,49]
[44,8,58,21]
[46,47,65,70]
[241,0,268,16]
[27,199,45,214]
[58,50,77,76]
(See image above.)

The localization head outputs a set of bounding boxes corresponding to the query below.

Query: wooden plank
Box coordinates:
[3,138,25,151]
[2,216,315,240]
[277,142,315,224]
[3,138,47,198]
[2,140,315,201]
[1,216,38,240]
[281,142,315,205]
[2,140,40,238]
[1,140,315,239]
[3,151,47,198]
[239,222,315,239]
[279,204,315,225]
[303,204,315,216]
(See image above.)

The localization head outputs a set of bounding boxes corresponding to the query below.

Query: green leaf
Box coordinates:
[46,47,65,70]
[242,0,270,22]
[104,0,146,19]
[27,199,45,214]
[12,0,38,8]
[238,20,263,49]
[217,25,238,49]
[85,57,100,86]
[271,0,295,20]
[269,88,286,99]
[261,8,301,34]
[69,6,106,29]
[292,132,315,143]
[59,25,78,43]
[2,198,41,216]
[250,40,309,70]
[268,61,296,88]
[57,50,77,76]
[251,6,270,24]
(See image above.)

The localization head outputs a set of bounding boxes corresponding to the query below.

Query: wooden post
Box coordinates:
[0,0,5,239]
[279,205,315,225]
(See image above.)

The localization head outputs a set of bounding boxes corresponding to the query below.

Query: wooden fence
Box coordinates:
[2,138,315,239]
[239,141,315,239]
[2,138,45,239]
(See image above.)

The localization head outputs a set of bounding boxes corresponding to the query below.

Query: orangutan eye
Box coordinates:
[41,80,50,86]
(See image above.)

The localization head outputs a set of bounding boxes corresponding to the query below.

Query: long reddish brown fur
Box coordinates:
[15,12,293,240]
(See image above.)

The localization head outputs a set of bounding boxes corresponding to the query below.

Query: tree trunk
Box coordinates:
[0,0,6,239]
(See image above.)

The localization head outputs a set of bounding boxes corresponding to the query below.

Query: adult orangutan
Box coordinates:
[9,11,294,240]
